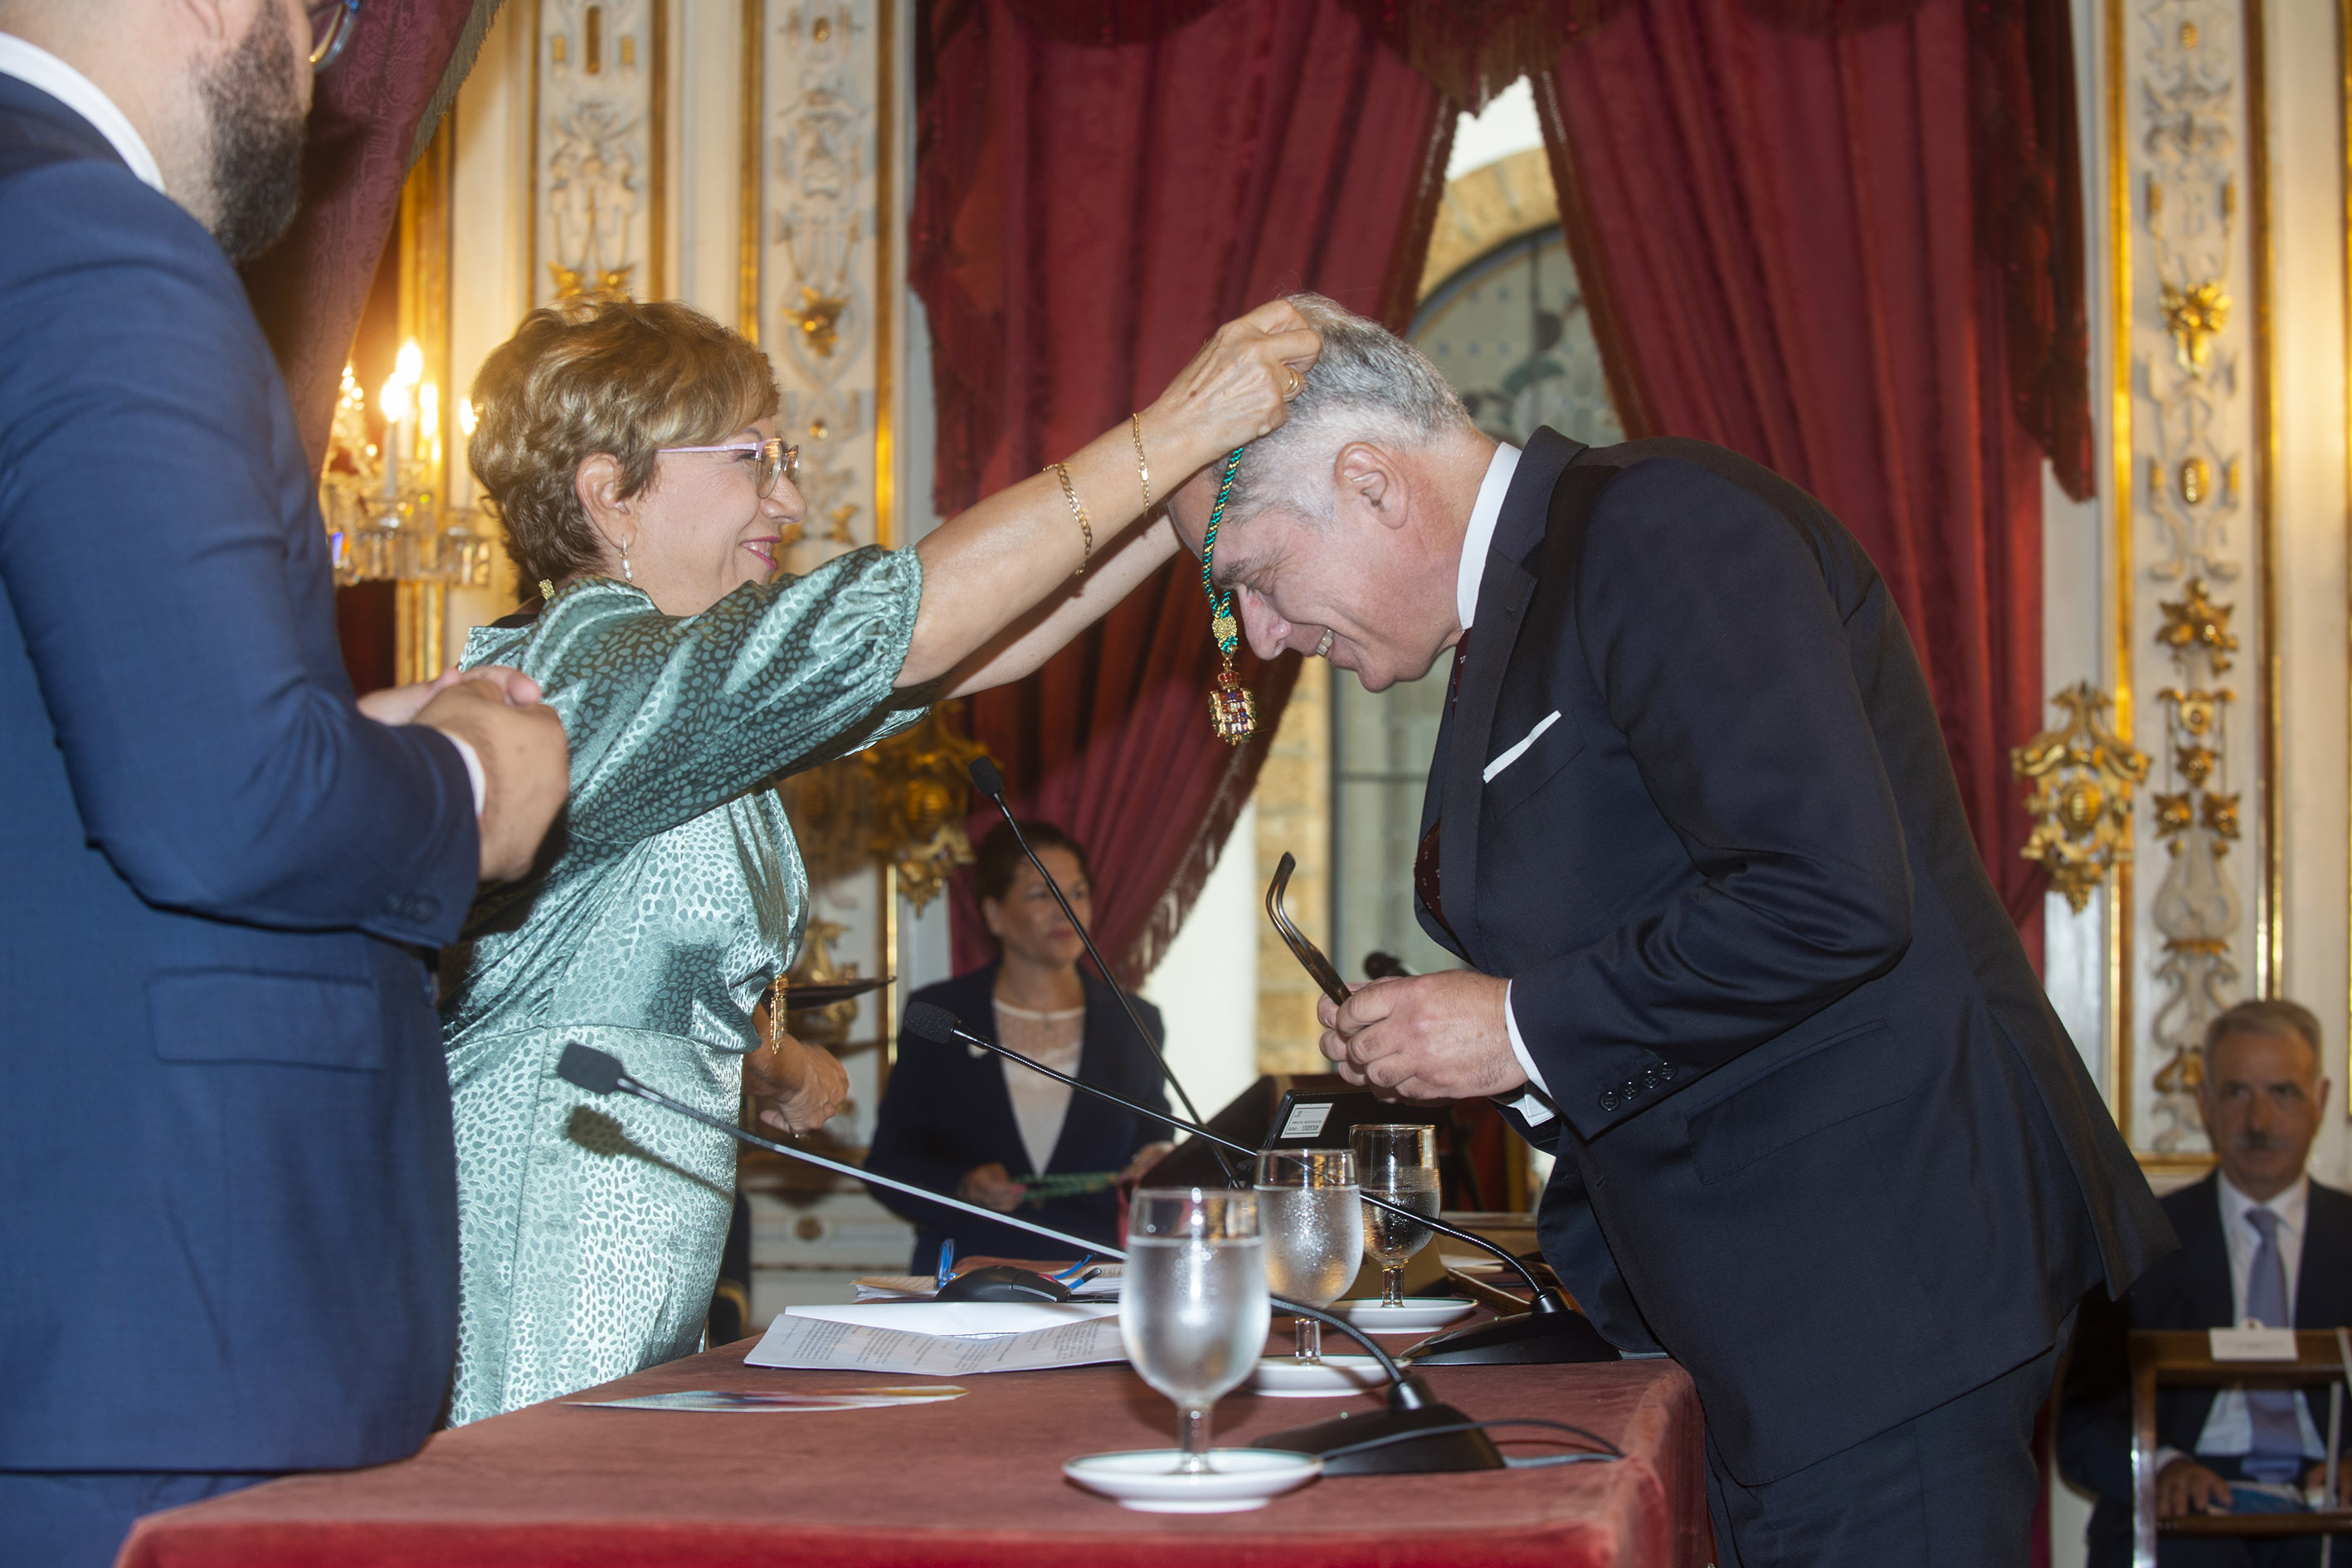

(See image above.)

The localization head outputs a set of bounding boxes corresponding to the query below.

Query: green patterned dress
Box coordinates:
[438,547,925,1425]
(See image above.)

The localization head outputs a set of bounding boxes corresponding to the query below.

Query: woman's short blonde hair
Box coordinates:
[469,295,780,588]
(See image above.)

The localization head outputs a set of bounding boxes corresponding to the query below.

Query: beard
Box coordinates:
[196,5,308,261]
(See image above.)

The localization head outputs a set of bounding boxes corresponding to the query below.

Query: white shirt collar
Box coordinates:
[2219,1169,2309,1240]
[1455,442,1522,633]
[0,34,166,194]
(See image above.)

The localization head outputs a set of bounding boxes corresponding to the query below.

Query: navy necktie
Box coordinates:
[1414,635,1470,947]
[2242,1206,2305,1484]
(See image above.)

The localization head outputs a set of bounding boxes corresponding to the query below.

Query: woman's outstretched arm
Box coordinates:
[895,299,1317,689]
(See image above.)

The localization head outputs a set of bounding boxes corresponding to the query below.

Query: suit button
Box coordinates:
[1599,1090,1620,1113]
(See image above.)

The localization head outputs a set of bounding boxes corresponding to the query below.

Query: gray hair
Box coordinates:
[1221,293,1473,527]
[2203,998,2325,1068]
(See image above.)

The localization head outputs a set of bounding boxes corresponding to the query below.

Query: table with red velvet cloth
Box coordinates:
[119,1332,1708,1568]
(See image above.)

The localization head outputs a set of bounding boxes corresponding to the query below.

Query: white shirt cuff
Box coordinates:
[446,734,487,819]
[1502,981,1556,1125]
[2154,1445,2188,1478]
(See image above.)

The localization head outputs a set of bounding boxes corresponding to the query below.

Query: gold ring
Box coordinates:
[1284,366,1304,400]
[1312,628,1334,659]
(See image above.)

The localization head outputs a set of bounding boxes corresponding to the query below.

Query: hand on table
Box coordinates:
[1317,971,1526,1102]
[743,1019,850,1132]
[958,1161,1028,1213]
[2155,1457,2235,1517]
[1118,1141,1176,1185]
[2304,1460,2352,1508]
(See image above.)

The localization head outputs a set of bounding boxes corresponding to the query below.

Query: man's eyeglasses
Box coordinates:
[656,438,801,498]
[309,0,362,71]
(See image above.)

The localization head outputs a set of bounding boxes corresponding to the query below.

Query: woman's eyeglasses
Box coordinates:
[656,438,801,498]
[309,0,362,71]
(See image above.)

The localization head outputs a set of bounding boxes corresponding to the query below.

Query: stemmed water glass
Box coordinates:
[1253,1149,1361,1362]
[1351,1123,1439,1307]
[1121,1188,1272,1473]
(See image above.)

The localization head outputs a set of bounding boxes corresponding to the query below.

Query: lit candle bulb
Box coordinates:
[418,380,441,480]
[379,370,413,501]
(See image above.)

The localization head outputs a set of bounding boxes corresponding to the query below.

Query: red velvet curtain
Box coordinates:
[915,0,1451,981]
[1540,0,2076,956]
[241,0,499,471]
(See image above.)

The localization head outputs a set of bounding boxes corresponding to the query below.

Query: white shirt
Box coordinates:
[2156,1173,2325,1474]
[1448,444,1557,1125]
[0,34,165,193]
[0,38,492,821]
[981,1002,1083,1176]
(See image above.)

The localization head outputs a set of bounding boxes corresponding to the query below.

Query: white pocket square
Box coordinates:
[1483,710,1562,784]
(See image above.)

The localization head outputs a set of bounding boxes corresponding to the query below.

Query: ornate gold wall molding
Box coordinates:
[747,1,896,559]
[2104,0,2279,1166]
[529,0,665,304]
[1417,147,1557,300]
[2014,681,2148,913]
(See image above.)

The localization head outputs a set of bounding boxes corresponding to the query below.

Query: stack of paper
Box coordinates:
[746,1300,1128,1376]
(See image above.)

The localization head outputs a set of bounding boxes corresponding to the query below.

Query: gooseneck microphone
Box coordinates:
[900,1003,1619,1366]
[555,1040,1507,1474]
[964,757,1242,1185]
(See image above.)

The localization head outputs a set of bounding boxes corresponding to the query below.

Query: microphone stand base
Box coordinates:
[1255,1400,1505,1476]
[1405,1307,1623,1366]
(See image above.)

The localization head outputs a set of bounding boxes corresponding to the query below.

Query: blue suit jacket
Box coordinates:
[1436,431,2174,1483]
[0,76,481,1471]
[2057,1174,2352,1566]
[864,963,1171,1267]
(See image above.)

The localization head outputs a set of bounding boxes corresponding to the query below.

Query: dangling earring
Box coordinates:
[617,536,634,582]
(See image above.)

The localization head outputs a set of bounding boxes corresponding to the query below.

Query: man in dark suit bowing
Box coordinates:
[0,3,566,1564]
[1167,293,2174,1566]
[2059,1000,2352,1566]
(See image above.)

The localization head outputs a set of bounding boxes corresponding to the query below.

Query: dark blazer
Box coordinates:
[2057,1174,2352,1562]
[1431,429,2174,1484]
[865,963,1172,1267]
[0,78,480,1472]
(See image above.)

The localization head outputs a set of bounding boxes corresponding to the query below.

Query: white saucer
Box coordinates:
[1332,1298,1475,1333]
[1249,1355,1390,1398]
[1063,1448,1322,1512]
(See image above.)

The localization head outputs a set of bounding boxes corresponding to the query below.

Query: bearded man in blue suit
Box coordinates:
[0,3,567,1563]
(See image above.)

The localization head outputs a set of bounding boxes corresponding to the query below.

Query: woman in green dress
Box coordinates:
[437,294,1313,1424]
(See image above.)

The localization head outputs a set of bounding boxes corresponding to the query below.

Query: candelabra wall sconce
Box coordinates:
[319,347,500,683]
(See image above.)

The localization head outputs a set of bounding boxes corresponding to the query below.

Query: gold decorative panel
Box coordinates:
[747,1,896,559]
[531,0,664,304]
[2104,0,2277,1166]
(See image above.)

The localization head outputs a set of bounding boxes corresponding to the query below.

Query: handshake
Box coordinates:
[359,666,570,883]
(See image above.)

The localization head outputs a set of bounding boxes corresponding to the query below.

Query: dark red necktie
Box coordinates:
[1413,635,1469,947]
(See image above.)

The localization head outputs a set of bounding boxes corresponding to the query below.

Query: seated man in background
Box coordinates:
[2059,1000,2352,1566]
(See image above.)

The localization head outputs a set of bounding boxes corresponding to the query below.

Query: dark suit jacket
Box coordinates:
[2057,1175,2352,1561]
[864,963,1172,1266]
[1429,429,2174,1484]
[0,77,480,1471]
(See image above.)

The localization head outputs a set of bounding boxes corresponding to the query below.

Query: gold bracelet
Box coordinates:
[1045,461,1093,577]
[1130,412,1152,510]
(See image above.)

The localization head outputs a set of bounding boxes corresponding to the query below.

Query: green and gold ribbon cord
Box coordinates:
[1198,446,1256,746]
[1016,1171,1122,1208]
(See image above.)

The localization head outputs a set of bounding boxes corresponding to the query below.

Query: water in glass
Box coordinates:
[1121,1189,1270,1473]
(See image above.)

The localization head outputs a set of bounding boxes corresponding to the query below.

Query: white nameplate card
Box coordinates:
[2210,1327,2299,1361]
[1280,1103,1334,1139]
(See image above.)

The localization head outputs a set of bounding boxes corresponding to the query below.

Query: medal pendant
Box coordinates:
[1207,662,1256,746]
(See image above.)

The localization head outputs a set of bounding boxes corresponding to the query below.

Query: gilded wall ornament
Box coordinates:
[2012,682,2150,913]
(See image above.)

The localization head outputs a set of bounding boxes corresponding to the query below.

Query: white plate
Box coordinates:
[1063,1448,1322,1512]
[1249,1355,1390,1398]
[1331,1298,1475,1333]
